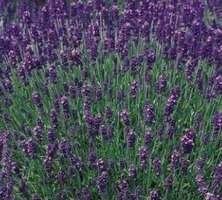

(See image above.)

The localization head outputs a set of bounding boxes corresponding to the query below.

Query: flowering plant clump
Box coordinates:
[0,0,221,199]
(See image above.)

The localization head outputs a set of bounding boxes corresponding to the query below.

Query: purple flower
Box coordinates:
[53,96,60,113]
[21,138,37,158]
[45,142,58,159]
[96,171,108,194]
[57,171,66,184]
[19,179,29,197]
[23,10,31,25]
[145,68,152,84]
[68,83,77,99]
[205,193,221,200]
[120,109,130,126]
[139,146,149,170]
[117,179,129,199]
[99,124,113,141]
[214,74,222,95]
[195,69,204,91]
[96,158,107,173]
[95,86,102,101]
[144,128,153,146]
[164,174,173,190]
[170,150,181,170]
[68,154,82,171]
[119,160,127,170]
[152,158,162,176]
[48,65,57,83]
[166,118,176,139]
[128,164,137,179]
[180,158,189,175]
[105,106,113,120]
[0,181,14,200]
[195,174,208,195]
[195,158,206,174]
[181,129,195,153]
[156,74,167,93]
[184,58,197,82]
[144,49,156,69]
[117,89,125,102]
[0,130,9,155]
[1,148,16,177]
[50,109,58,129]
[99,124,108,140]
[212,112,222,135]
[139,146,149,161]
[2,78,13,93]
[43,156,53,175]
[211,161,222,194]
[88,149,97,167]
[32,91,42,108]
[81,83,91,98]
[130,80,139,98]
[69,48,82,66]
[164,86,181,118]
[144,102,155,124]
[150,190,160,200]
[80,187,92,200]
[48,128,56,144]
[126,129,137,148]
[59,139,71,157]
[60,96,69,118]
[32,125,43,141]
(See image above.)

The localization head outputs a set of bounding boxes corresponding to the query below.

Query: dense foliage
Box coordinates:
[0,0,221,199]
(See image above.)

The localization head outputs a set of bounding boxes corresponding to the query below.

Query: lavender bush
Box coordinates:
[0,0,221,199]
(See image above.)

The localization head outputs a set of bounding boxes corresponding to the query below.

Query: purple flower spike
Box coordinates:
[32,91,43,108]
[211,161,222,194]
[50,109,58,129]
[181,128,195,153]
[59,139,71,157]
[130,80,139,98]
[205,193,221,200]
[144,128,153,146]
[60,96,69,118]
[214,74,222,96]
[152,158,162,176]
[167,118,176,139]
[126,129,137,148]
[156,74,167,93]
[165,86,181,118]
[120,109,130,126]
[48,65,57,83]
[96,158,107,173]
[144,49,156,69]
[32,124,43,141]
[195,174,208,195]
[22,138,37,158]
[117,179,129,199]
[139,146,149,170]
[144,102,155,125]
[164,175,173,190]
[128,164,137,179]
[150,190,160,200]
[212,112,222,135]
[48,128,56,143]
[170,150,181,170]
[96,171,108,194]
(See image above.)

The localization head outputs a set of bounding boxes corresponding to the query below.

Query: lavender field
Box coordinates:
[0,0,222,199]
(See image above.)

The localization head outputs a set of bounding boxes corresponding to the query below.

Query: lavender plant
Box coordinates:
[0,0,221,199]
